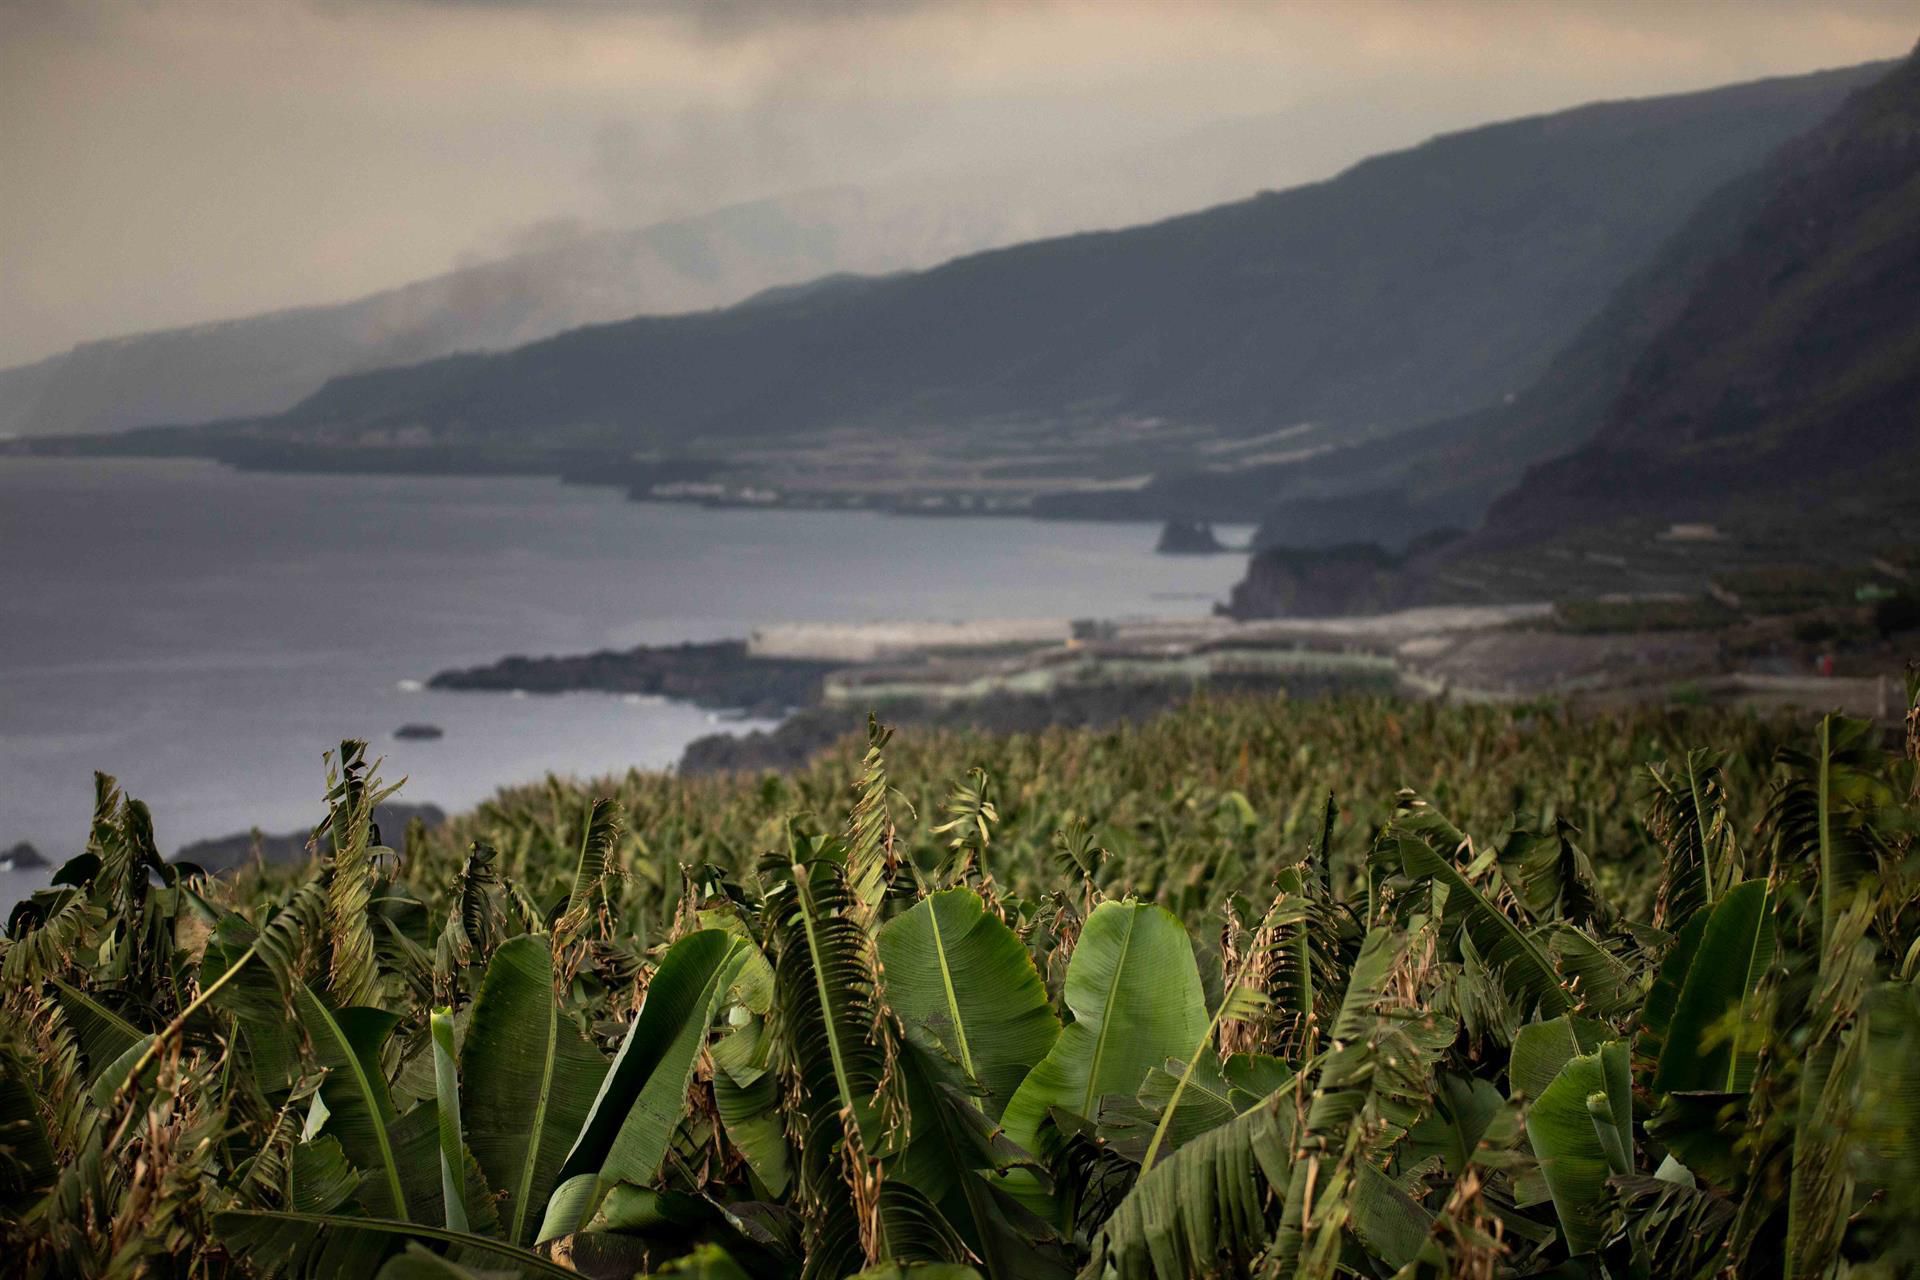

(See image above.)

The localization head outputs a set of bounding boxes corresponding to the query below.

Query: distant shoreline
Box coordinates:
[427,605,1914,776]
[427,639,835,719]
[8,612,1902,903]
[3,433,1263,526]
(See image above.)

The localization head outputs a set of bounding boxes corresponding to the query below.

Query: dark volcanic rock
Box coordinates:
[428,640,835,718]
[1251,491,1468,558]
[1155,520,1227,555]
[1225,544,1408,619]
[1,842,49,870]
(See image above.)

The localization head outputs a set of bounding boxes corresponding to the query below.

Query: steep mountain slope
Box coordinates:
[0,190,1009,439]
[0,108,1465,441]
[1190,144,1832,546]
[1229,47,1920,616]
[1477,44,1920,541]
[222,64,1884,466]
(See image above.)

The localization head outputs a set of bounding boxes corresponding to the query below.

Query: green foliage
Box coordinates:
[460,935,607,1245]
[2,694,1916,1278]
[536,929,746,1243]
[1647,880,1773,1095]
[1525,1039,1632,1255]
[876,888,1059,1117]
[1000,900,1207,1219]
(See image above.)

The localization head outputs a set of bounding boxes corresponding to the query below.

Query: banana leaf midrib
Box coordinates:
[298,986,408,1222]
[510,989,562,1243]
[1081,905,1139,1119]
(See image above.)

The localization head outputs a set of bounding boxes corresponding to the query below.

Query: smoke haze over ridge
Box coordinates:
[2,0,1913,367]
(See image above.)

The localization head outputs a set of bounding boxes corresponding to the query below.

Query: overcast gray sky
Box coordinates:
[1,0,1913,367]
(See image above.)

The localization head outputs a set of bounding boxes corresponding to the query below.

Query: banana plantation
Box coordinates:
[2,689,1917,1279]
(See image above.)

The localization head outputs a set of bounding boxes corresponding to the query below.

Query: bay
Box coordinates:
[0,456,1248,893]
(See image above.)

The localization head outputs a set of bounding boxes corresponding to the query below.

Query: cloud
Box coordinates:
[1,0,1913,366]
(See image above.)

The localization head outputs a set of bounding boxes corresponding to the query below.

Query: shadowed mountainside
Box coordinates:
[0,190,978,438]
[157,64,1885,473]
[1231,46,1920,616]
[1479,44,1920,541]
[0,108,1487,441]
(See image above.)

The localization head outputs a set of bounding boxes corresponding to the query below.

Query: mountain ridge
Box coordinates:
[0,103,1455,441]
[271,63,1889,452]
[1229,45,1920,617]
[1479,43,1920,543]
[0,188,952,438]
[55,59,1888,512]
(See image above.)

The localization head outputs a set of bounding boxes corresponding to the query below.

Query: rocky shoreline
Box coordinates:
[445,605,1915,781]
[427,639,836,719]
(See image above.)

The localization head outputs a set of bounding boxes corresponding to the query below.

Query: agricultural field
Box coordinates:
[2,689,1917,1279]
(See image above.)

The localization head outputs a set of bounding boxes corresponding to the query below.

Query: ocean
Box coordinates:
[0,456,1249,898]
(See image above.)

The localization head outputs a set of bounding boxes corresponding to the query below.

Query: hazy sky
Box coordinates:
[1,0,1913,367]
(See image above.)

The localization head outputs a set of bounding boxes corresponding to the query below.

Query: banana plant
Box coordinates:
[1000,899,1208,1220]
[6,698,1918,1279]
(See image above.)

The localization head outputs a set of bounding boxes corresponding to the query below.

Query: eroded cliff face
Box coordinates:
[1224,544,1409,620]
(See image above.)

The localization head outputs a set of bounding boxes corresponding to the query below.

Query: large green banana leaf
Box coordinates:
[374,1243,506,1280]
[893,1050,1074,1280]
[50,978,145,1071]
[1001,901,1208,1178]
[1266,927,1453,1275]
[371,1099,503,1232]
[244,1109,502,1267]
[88,1033,157,1109]
[1132,1052,1237,1158]
[460,935,609,1244]
[1348,1162,1436,1272]
[1635,908,1711,1085]
[216,1210,575,1279]
[537,928,748,1243]
[1645,748,1738,927]
[428,1008,469,1233]
[710,1017,790,1198]
[1509,1015,1613,1102]
[1138,997,1282,1171]
[1525,1039,1632,1255]
[1082,1083,1299,1280]
[293,984,409,1221]
[1649,879,1773,1094]
[203,917,304,1093]
[1495,818,1607,926]
[876,887,1060,1117]
[1268,865,1319,1065]
[1401,1071,1505,1175]
[1537,924,1639,1019]
[1394,832,1572,1018]
[557,798,619,937]
[289,1136,361,1214]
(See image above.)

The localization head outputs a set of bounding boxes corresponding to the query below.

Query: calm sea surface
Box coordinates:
[0,456,1249,894]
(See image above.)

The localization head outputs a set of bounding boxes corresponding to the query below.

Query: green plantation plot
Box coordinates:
[2,688,1918,1279]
